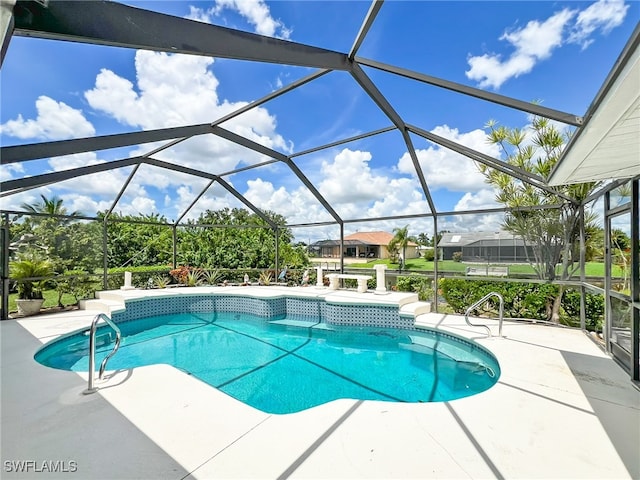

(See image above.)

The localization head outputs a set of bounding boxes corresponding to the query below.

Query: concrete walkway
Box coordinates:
[1,288,638,479]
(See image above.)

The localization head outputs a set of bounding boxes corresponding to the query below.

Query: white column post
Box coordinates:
[121,271,135,290]
[374,264,387,294]
[315,266,324,287]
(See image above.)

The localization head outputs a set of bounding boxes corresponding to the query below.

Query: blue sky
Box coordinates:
[1,0,637,242]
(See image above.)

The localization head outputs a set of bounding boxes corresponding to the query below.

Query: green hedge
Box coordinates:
[439,278,604,331]
[396,274,433,301]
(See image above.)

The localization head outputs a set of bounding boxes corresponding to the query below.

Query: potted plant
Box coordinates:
[10,254,54,316]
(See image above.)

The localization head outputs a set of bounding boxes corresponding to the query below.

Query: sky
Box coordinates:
[1,0,637,242]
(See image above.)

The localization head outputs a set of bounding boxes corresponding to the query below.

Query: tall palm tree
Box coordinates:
[391,225,414,272]
[21,194,83,223]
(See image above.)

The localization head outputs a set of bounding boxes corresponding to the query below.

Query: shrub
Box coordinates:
[259,270,273,285]
[199,269,221,285]
[169,265,191,284]
[55,270,100,304]
[151,275,170,288]
[438,278,604,330]
[562,289,604,331]
[452,251,463,262]
[10,255,54,299]
[422,249,435,261]
[396,274,433,301]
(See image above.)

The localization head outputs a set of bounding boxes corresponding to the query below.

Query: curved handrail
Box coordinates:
[464,292,504,338]
[83,313,122,394]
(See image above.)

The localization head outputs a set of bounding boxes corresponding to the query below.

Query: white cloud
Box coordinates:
[3,49,292,220]
[188,0,292,39]
[454,188,500,212]
[466,0,628,89]
[318,149,390,204]
[569,0,629,49]
[85,49,290,176]
[214,0,292,39]
[0,96,95,140]
[245,177,334,225]
[0,163,25,183]
[398,125,500,192]
[47,152,133,197]
[436,189,504,232]
[466,8,574,89]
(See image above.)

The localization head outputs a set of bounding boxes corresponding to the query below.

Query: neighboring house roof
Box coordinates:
[310,231,419,248]
[310,239,367,247]
[345,231,418,246]
[438,231,521,247]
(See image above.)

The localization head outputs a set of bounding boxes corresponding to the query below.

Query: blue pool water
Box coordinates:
[35,311,500,414]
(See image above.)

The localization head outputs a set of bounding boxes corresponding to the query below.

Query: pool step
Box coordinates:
[79,298,124,315]
[95,291,129,302]
[399,301,432,318]
[269,319,334,330]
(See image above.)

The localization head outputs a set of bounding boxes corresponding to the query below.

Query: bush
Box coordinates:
[55,270,101,304]
[438,278,604,330]
[396,274,433,301]
[562,289,604,331]
[452,251,463,262]
[422,249,435,261]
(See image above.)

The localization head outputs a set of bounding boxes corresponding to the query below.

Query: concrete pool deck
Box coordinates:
[1,286,639,479]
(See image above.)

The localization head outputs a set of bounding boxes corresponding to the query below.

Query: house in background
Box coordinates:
[438,231,534,263]
[309,231,419,259]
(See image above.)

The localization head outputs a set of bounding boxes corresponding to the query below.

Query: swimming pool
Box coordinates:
[35,308,500,414]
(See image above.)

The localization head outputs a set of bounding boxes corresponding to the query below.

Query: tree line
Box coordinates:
[7,200,309,277]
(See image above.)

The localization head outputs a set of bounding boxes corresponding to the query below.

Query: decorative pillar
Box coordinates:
[374,264,387,294]
[316,266,324,287]
[121,271,135,290]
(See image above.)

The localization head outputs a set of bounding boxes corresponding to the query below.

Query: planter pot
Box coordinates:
[16,299,45,316]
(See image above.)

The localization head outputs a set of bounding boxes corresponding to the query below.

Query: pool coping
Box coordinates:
[2,286,639,479]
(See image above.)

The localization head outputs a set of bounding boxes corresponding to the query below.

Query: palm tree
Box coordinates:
[21,194,83,223]
[391,225,414,272]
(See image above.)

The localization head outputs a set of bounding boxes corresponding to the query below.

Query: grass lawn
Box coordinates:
[8,290,79,315]
[349,258,622,278]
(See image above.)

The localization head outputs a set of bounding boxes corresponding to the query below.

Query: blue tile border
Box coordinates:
[110,294,410,330]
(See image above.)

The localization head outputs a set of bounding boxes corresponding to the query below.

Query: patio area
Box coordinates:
[1,286,638,479]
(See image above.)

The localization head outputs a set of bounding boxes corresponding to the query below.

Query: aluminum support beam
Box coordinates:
[350,63,437,214]
[215,177,278,229]
[433,214,439,312]
[0,157,141,192]
[401,130,437,215]
[582,178,631,206]
[105,165,141,218]
[357,57,583,126]
[291,126,395,158]
[604,190,613,354]
[210,126,343,224]
[141,157,278,228]
[349,0,383,60]
[1,124,213,164]
[1,212,9,320]
[407,124,576,203]
[174,180,216,226]
[211,69,331,128]
[631,178,639,381]
[0,0,15,67]
[12,0,350,70]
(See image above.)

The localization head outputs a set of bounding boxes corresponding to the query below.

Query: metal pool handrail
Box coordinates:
[464,292,504,338]
[83,313,122,394]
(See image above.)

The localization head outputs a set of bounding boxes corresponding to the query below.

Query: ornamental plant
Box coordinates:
[169,265,191,285]
[10,253,54,299]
